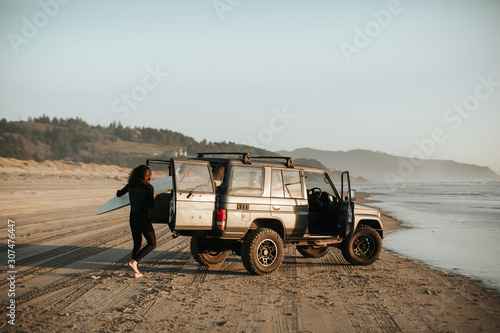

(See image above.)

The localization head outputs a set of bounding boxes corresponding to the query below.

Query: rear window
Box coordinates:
[227,166,264,196]
[175,162,214,193]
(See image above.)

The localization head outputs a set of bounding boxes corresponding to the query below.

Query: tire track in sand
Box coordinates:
[0,224,131,288]
[1,213,128,252]
[15,226,176,328]
[15,225,174,306]
[95,238,194,332]
[273,247,299,333]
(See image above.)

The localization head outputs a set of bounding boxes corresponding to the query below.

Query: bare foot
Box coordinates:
[134,272,144,278]
[128,260,140,275]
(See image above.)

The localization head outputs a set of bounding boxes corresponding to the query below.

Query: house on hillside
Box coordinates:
[164,148,188,158]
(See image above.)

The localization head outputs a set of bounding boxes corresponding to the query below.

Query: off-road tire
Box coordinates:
[190,237,229,266]
[241,228,284,275]
[341,225,382,265]
[297,245,330,258]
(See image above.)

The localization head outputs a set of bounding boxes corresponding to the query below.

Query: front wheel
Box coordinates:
[341,225,382,265]
[241,228,284,275]
[190,237,229,266]
[297,245,330,258]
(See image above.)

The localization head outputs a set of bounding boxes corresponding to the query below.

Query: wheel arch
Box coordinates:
[248,218,285,240]
[356,219,384,239]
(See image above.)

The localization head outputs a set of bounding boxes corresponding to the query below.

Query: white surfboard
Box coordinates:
[97,176,173,215]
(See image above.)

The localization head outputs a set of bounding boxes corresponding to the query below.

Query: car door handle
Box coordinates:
[273,206,280,210]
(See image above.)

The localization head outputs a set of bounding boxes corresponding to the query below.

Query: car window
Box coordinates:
[304,171,336,194]
[282,170,302,198]
[175,162,214,193]
[228,166,264,196]
[271,169,284,198]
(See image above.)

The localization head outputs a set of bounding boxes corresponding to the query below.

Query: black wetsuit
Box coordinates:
[117,183,156,262]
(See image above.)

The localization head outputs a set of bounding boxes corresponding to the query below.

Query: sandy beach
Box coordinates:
[1,158,499,332]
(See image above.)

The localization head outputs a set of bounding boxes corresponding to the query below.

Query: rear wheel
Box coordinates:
[241,228,284,275]
[190,237,229,266]
[297,245,330,258]
[341,225,382,265]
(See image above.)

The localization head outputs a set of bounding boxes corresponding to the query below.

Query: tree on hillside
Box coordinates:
[0,117,277,167]
[34,114,51,124]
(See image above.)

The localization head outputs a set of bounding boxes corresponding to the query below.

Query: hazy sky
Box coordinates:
[1,0,499,173]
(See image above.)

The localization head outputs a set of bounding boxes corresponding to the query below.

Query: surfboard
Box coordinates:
[97,176,173,215]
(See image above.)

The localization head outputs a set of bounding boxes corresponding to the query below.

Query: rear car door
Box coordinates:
[170,159,216,230]
[271,168,308,236]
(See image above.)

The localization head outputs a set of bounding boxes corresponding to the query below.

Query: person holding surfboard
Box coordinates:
[117,164,157,278]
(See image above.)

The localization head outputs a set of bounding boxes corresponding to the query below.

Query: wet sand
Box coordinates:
[0,158,499,332]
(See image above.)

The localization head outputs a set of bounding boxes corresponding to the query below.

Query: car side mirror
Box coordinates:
[350,189,356,201]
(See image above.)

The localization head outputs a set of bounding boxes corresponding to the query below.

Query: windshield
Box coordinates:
[304,171,339,199]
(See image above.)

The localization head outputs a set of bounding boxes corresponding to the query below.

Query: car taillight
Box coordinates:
[217,209,226,230]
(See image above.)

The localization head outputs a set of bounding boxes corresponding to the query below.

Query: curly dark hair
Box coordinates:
[128,165,151,186]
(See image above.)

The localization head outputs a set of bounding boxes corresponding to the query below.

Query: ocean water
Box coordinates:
[356,181,500,291]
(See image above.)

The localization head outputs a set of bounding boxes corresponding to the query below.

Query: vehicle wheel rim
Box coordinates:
[257,239,277,266]
[206,250,221,257]
[353,235,375,258]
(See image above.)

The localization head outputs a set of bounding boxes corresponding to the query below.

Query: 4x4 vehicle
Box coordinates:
[148,153,384,275]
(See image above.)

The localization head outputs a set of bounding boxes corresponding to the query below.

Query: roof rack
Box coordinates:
[146,159,170,166]
[252,156,294,168]
[197,152,252,164]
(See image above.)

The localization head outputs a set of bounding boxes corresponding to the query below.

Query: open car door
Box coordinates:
[339,171,355,239]
[169,159,216,231]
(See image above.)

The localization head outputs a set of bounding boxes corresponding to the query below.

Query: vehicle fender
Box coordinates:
[354,217,384,239]
[248,219,285,240]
